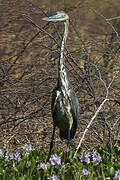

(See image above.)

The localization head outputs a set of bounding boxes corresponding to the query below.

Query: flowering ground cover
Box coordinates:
[0,144,120,180]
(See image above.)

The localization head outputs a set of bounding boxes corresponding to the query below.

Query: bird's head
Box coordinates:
[42,11,69,22]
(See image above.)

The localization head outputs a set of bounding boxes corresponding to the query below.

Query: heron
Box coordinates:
[42,11,79,160]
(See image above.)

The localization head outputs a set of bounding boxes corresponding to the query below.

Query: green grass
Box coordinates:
[0,144,120,180]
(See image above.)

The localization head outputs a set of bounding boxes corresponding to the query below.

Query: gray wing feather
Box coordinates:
[70,89,79,122]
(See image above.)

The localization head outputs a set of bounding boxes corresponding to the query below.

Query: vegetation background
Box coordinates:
[0,0,120,154]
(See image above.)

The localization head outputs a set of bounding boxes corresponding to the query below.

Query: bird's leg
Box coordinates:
[66,129,70,158]
[47,125,56,162]
[66,118,73,158]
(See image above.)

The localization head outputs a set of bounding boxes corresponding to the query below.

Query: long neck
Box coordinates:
[57,20,69,91]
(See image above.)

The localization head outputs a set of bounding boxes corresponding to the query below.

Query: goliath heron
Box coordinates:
[42,11,79,160]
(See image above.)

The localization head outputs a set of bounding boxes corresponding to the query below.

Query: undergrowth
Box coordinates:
[0,143,120,180]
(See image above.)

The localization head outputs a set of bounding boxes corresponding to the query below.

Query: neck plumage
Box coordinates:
[57,20,69,91]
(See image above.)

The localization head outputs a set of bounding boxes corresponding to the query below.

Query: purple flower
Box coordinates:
[0,149,3,157]
[80,152,91,164]
[80,151,101,164]
[49,154,61,166]
[114,170,120,180]
[5,151,10,160]
[81,168,89,176]
[37,163,47,170]
[23,144,32,151]
[91,150,101,164]
[50,174,60,180]
[14,152,21,161]
[5,151,21,161]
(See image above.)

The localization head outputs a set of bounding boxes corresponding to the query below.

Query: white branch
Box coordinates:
[73,64,117,159]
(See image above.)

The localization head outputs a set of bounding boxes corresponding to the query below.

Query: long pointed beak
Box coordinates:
[42,13,65,22]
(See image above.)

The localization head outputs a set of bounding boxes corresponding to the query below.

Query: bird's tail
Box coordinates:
[59,128,76,140]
